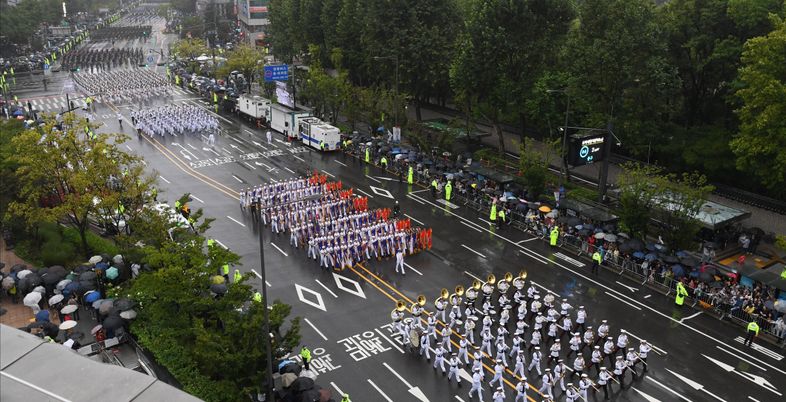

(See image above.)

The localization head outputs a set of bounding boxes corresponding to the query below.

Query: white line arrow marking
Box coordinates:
[703,354,781,395]
[667,369,727,402]
[382,362,429,402]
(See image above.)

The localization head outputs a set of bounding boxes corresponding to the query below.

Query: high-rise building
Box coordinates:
[236,0,269,47]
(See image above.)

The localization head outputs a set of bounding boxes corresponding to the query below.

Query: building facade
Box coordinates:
[236,0,269,47]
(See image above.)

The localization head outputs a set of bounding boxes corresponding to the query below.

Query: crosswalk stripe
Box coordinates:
[734,337,783,360]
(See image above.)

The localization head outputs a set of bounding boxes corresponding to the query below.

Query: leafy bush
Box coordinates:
[40,238,77,266]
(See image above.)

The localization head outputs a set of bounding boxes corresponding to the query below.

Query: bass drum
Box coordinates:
[410,329,421,348]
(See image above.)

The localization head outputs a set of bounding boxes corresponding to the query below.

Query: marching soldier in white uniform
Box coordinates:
[420,331,431,360]
[459,337,471,365]
[554,359,568,393]
[489,359,506,388]
[469,367,483,401]
[513,350,527,379]
[448,353,462,386]
[514,379,528,402]
[433,344,447,374]
[538,368,554,400]
[528,346,542,375]
[637,340,651,371]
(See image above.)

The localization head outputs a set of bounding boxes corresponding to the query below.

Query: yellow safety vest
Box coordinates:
[747,322,759,335]
[490,203,497,221]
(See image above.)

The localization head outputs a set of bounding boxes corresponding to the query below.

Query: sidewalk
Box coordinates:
[0,239,45,329]
[406,105,786,235]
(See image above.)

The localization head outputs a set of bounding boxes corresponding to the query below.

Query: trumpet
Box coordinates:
[481,274,496,296]
[512,270,528,289]
[497,272,513,293]
[435,288,449,311]
[450,285,464,306]
[391,300,406,321]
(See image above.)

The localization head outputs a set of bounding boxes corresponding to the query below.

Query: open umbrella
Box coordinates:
[115,298,135,311]
[632,251,645,259]
[48,294,64,305]
[105,267,119,280]
[79,271,97,281]
[103,315,124,330]
[17,269,33,279]
[699,271,714,283]
[63,281,79,297]
[23,292,42,306]
[90,324,103,335]
[604,234,618,243]
[61,305,78,314]
[35,310,50,322]
[538,206,552,213]
[89,255,103,265]
[281,372,298,388]
[112,255,123,265]
[300,370,318,380]
[119,309,137,319]
[671,264,685,278]
[211,275,225,284]
[94,262,108,271]
[11,264,27,273]
[32,286,45,294]
[56,279,72,291]
[2,277,15,290]
[99,300,115,315]
[621,239,645,252]
[594,232,605,239]
[661,255,679,264]
[84,290,101,303]
[43,273,62,286]
[774,300,786,314]
[25,273,42,287]
[59,320,77,330]
[680,256,700,267]
[291,377,315,392]
[48,266,66,277]
[566,217,581,227]
[644,253,658,261]
[92,299,106,309]
[617,232,630,239]
[210,283,228,294]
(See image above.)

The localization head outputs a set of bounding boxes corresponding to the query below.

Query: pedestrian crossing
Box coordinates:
[24,96,90,113]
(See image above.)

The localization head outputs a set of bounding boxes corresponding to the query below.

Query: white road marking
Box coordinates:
[230,136,245,144]
[410,188,431,194]
[330,382,344,396]
[604,291,642,310]
[295,284,326,311]
[284,167,295,174]
[141,160,147,166]
[404,214,424,225]
[748,396,760,402]
[271,242,289,257]
[243,162,257,170]
[382,362,429,402]
[356,188,375,198]
[231,174,244,183]
[322,170,336,178]
[226,216,246,227]
[733,337,784,361]
[455,396,467,402]
[554,252,584,267]
[404,263,423,276]
[714,346,769,372]
[315,279,338,298]
[367,379,394,402]
[643,294,652,299]
[187,143,197,150]
[305,318,328,341]
[703,354,780,395]
[221,147,232,155]
[365,174,382,183]
[159,175,170,184]
[190,195,204,203]
[250,269,272,287]
[382,362,413,388]
[436,199,459,209]
[406,194,425,205]
[292,155,305,162]
[623,330,666,355]
[667,368,727,401]
[679,312,702,323]
[615,280,639,292]
[332,273,366,298]
[460,221,482,233]
[125,144,132,151]
[516,238,539,244]
[375,328,405,353]
[461,244,486,259]
[214,239,229,249]
[646,377,693,402]
[632,387,663,402]
[518,249,549,265]
[335,160,348,167]
[464,271,482,282]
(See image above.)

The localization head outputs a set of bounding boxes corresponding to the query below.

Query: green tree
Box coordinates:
[566,0,680,156]
[731,15,786,197]
[616,164,664,239]
[7,114,153,257]
[519,138,556,198]
[126,211,300,401]
[217,44,263,90]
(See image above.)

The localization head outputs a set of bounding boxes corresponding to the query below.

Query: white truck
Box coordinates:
[270,103,311,139]
[236,94,271,127]
[298,117,341,151]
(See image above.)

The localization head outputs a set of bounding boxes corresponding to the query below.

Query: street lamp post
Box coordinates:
[546,89,570,182]
[373,55,399,128]
[254,204,274,402]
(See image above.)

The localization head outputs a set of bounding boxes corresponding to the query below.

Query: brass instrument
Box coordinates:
[435,288,449,311]
[411,295,426,316]
[497,272,513,293]
[465,279,481,301]
[481,274,496,296]
[391,300,406,321]
[512,270,528,290]
[450,285,464,307]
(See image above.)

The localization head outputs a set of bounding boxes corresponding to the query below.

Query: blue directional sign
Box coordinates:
[568,132,606,166]
[264,64,289,82]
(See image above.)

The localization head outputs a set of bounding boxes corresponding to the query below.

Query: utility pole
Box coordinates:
[598,121,614,203]
[546,88,570,182]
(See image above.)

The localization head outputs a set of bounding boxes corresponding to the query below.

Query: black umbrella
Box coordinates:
[566,217,582,227]
[42,273,62,286]
[290,377,315,392]
[603,223,616,232]
[680,256,700,267]
[25,273,42,287]
[660,255,679,264]
[115,298,136,311]
[48,266,67,277]
[280,362,302,375]
[11,264,27,273]
[103,314,124,330]
[79,271,97,281]
[621,239,645,252]
[37,267,49,276]
[210,283,227,294]
[73,265,90,274]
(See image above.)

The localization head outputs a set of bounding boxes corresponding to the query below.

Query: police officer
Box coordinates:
[744,317,760,346]
[300,345,311,371]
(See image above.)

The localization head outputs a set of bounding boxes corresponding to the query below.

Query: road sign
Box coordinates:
[568,131,606,166]
[263,64,288,82]
[147,55,155,63]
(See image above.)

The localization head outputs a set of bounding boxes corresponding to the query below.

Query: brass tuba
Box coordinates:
[497,272,513,293]
[512,270,528,290]
[411,295,426,316]
[435,288,449,310]
[465,279,481,301]
[391,300,406,321]
[481,274,496,296]
[450,285,465,306]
